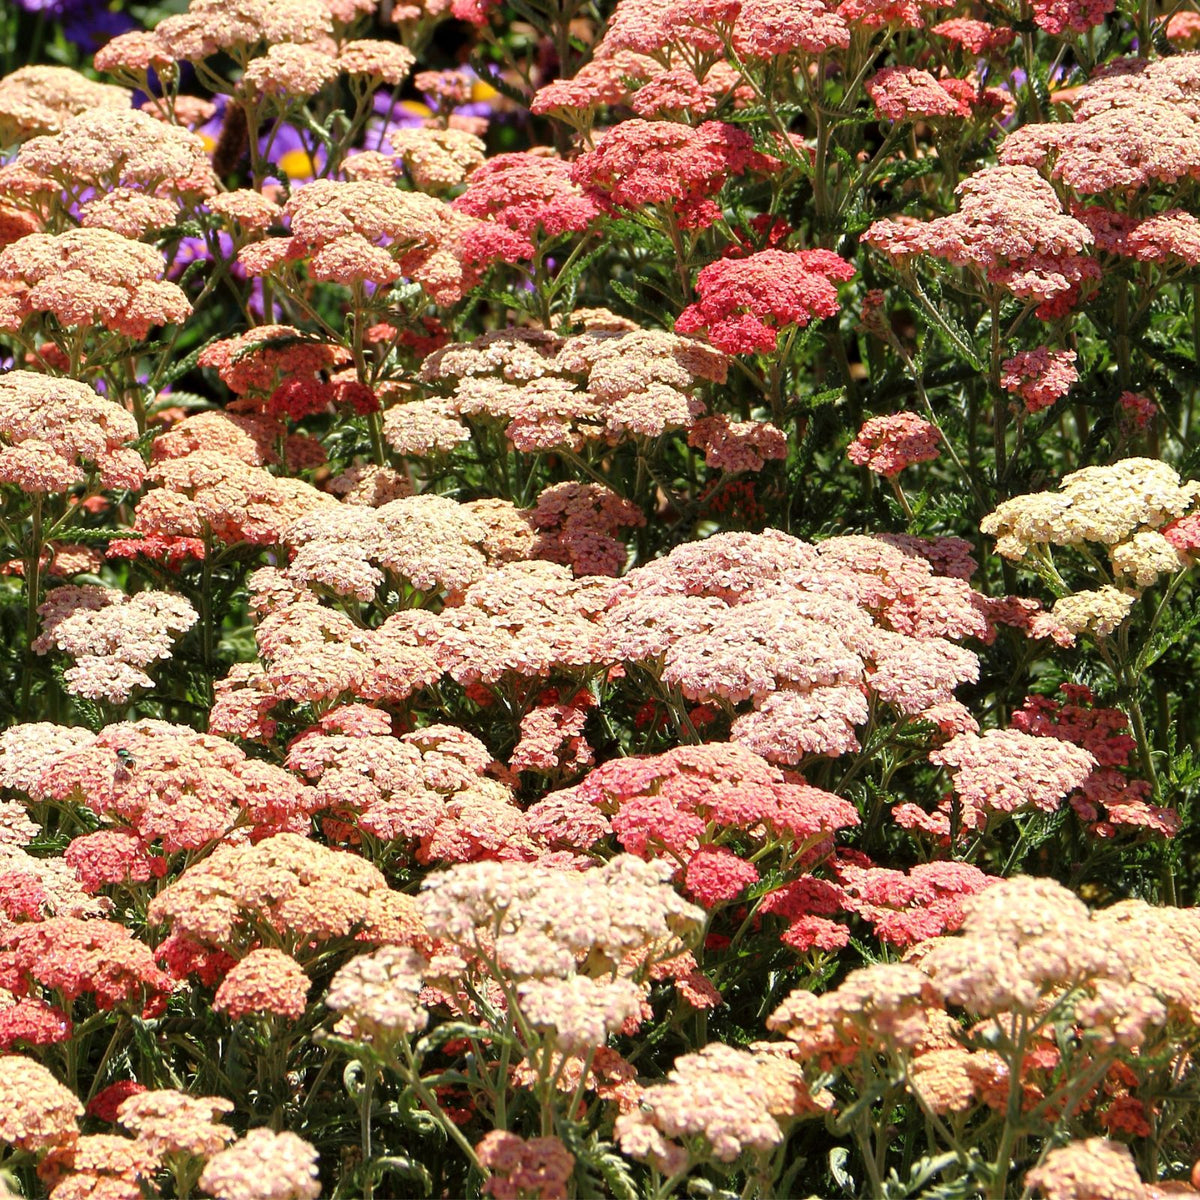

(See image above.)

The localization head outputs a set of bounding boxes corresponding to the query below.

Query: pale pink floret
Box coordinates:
[847,412,940,475]
[930,728,1097,818]
[863,165,1096,313]
[1000,348,1079,414]
[866,66,971,122]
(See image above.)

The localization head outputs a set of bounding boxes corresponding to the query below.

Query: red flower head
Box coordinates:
[676,249,854,354]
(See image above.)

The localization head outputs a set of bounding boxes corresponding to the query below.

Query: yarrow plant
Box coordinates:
[3,0,1200,1197]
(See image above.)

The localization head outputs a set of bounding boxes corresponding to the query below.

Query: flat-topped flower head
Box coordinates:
[282,493,493,601]
[732,0,850,57]
[17,108,215,197]
[571,120,780,230]
[410,324,726,452]
[199,1128,321,1200]
[146,832,409,956]
[0,228,191,339]
[80,189,179,239]
[135,451,335,548]
[141,0,332,64]
[117,1090,234,1160]
[35,586,198,703]
[1000,55,1200,194]
[242,178,483,302]
[418,854,703,978]
[866,66,972,122]
[34,719,318,851]
[1025,1139,1144,1200]
[847,412,940,476]
[676,249,855,354]
[930,728,1096,821]
[325,943,428,1043]
[0,371,143,494]
[0,916,172,1012]
[615,1042,820,1170]
[864,165,1096,312]
[0,1056,82,1151]
[198,326,350,397]
[982,458,1200,559]
[213,948,310,1021]
[476,1132,575,1200]
[390,127,486,192]
[1000,348,1078,414]
[452,151,600,257]
[241,43,339,102]
[0,66,130,142]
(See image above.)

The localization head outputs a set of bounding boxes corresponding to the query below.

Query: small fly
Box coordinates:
[114,748,136,777]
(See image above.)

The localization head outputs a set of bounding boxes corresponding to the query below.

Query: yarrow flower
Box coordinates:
[30,719,318,852]
[325,943,429,1044]
[930,728,1097,822]
[147,833,417,959]
[1024,1138,1145,1200]
[0,228,191,339]
[117,1090,235,1160]
[0,1055,82,1151]
[198,1128,321,1200]
[864,165,1097,315]
[212,949,310,1021]
[476,1132,575,1200]
[866,66,972,122]
[0,370,144,494]
[34,586,198,703]
[1000,348,1079,414]
[571,120,780,230]
[241,178,484,304]
[390,126,486,193]
[675,249,855,354]
[846,412,940,476]
[615,1042,822,1171]
[982,459,1200,587]
[0,65,129,141]
[0,916,173,1012]
[15,107,215,198]
[452,151,600,259]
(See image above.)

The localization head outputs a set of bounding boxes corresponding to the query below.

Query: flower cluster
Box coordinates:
[34,585,198,702]
[395,321,728,455]
[2,1,1200,1196]
[675,249,855,355]
[0,371,143,494]
[0,228,191,340]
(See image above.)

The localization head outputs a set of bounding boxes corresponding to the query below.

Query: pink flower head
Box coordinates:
[931,18,1015,54]
[1000,348,1079,414]
[731,0,850,58]
[1031,0,1114,35]
[837,0,940,29]
[570,120,780,230]
[847,412,940,476]
[477,1131,575,1200]
[675,248,855,354]
[683,846,760,907]
[453,152,600,260]
[1118,391,1157,431]
[930,728,1097,820]
[1167,11,1200,46]
[866,66,972,122]
[863,165,1097,315]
